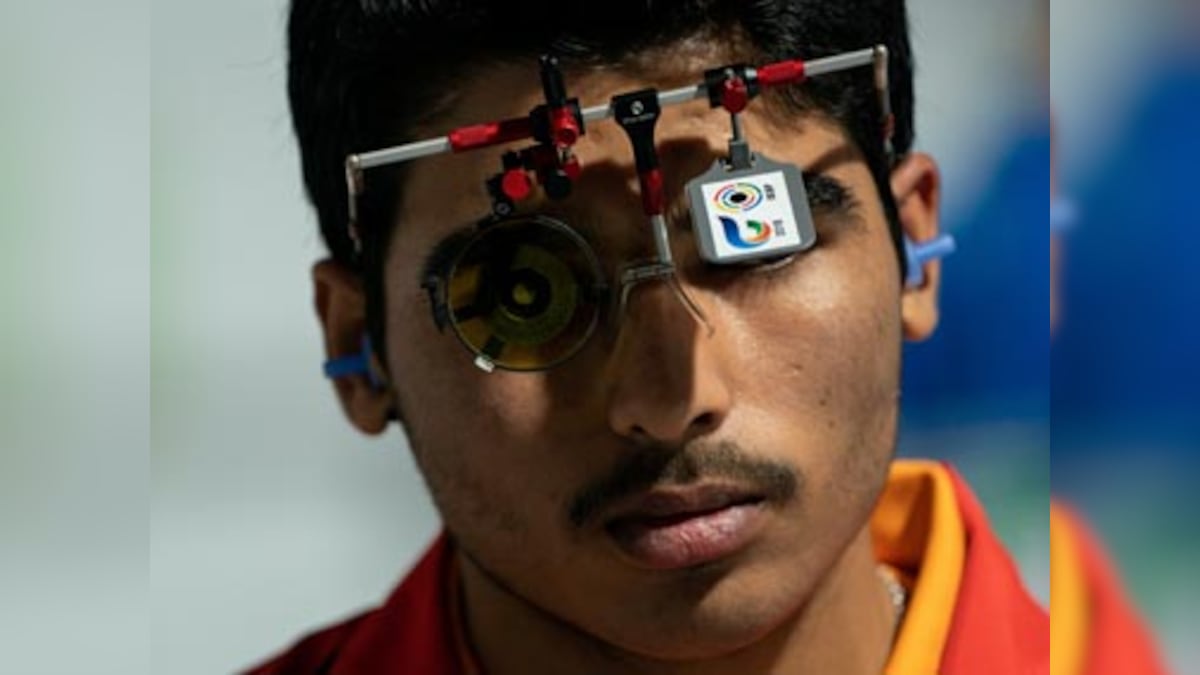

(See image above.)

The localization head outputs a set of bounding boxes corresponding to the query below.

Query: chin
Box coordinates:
[586,557,806,662]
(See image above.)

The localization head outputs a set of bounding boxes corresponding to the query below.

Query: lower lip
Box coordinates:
[607,501,767,570]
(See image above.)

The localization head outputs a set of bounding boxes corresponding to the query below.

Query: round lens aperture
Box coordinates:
[444,215,605,371]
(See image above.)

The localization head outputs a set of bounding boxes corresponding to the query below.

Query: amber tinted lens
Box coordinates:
[445,216,604,371]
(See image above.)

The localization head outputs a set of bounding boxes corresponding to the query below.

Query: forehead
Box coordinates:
[392,59,862,248]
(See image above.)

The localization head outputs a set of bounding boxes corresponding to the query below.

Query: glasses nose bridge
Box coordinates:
[605,259,712,347]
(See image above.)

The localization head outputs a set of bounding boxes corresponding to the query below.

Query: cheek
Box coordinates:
[720,231,901,503]
[383,286,575,536]
[732,241,901,415]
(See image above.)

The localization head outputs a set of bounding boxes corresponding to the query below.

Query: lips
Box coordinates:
[603,485,769,570]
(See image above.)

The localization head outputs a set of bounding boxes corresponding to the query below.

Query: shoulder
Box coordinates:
[241,610,378,675]
[938,462,1051,673]
[239,534,459,675]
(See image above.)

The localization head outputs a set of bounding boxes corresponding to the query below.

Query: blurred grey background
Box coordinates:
[2,1,148,674]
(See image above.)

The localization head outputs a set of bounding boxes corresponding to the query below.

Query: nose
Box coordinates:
[605,280,733,446]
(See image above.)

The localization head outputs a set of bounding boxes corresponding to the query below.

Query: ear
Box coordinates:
[892,152,943,342]
[312,259,395,434]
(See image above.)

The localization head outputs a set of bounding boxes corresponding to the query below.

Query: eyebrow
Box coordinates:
[416,170,861,283]
[801,171,862,220]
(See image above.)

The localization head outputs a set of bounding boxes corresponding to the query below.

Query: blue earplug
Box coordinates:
[322,336,384,388]
[904,233,956,288]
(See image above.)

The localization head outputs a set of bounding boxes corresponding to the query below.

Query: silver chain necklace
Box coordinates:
[876,565,908,639]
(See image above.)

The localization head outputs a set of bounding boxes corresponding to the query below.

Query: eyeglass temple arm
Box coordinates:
[350,47,887,171]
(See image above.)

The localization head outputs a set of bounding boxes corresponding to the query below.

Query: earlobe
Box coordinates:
[891,153,945,342]
[313,259,395,435]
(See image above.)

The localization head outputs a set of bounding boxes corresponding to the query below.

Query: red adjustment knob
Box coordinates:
[501,168,532,201]
[721,77,750,114]
[549,107,579,146]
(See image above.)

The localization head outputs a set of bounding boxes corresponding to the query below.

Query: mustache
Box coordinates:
[567,440,799,529]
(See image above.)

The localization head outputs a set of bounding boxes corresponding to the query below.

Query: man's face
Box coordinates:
[375,59,913,659]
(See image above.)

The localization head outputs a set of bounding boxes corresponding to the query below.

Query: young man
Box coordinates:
[249,1,1047,672]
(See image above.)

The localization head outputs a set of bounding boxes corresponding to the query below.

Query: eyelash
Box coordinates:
[418,227,476,288]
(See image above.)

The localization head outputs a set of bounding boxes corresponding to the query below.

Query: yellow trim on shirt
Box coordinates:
[1050,502,1088,675]
[875,460,966,675]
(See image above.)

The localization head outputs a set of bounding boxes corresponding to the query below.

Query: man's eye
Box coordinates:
[700,252,800,287]
[742,252,800,274]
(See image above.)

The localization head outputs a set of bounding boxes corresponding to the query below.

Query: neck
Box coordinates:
[458,528,897,675]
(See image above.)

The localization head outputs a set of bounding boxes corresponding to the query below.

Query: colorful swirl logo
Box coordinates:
[712,182,764,214]
[719,216,773,249]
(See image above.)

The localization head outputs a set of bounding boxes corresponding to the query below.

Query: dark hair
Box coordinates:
[287,0,914,351]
